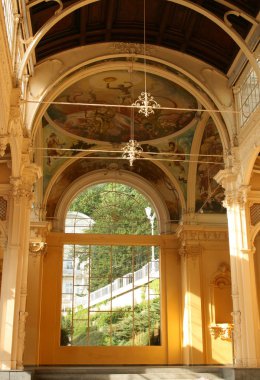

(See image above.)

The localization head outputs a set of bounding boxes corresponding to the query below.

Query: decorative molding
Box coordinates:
[177,228,228,242]
[210,323,233,341]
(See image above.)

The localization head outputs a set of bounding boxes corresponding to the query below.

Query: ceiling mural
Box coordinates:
[42,70,225,217]
[46,70,198,143]
[46,157,181,223]
[43,117,196,197]
[195,119,225,214]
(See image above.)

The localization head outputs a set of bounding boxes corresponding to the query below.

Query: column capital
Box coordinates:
[10,164,41,199]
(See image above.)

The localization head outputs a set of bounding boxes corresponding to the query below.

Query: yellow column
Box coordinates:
[178,230,204,364]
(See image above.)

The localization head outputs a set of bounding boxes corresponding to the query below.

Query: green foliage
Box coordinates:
[60,314,72,346]
[61,289,160,347]
[69,182,158,235]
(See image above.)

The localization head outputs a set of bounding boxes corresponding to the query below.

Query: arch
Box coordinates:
[18,0,260,81]
[251,222,260,246]
[53,170,172,234]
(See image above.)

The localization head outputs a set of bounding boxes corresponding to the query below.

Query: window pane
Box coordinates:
[60,244,160,346]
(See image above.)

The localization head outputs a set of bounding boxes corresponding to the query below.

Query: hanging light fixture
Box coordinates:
[122,59,143,166]
[132,0,160,117]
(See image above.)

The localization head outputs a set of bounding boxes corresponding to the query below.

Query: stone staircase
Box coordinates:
[1,366,260,380]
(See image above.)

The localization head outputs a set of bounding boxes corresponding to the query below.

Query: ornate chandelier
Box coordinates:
[122,59,143,166]
[132,0,160,117]
[122,139,143,167]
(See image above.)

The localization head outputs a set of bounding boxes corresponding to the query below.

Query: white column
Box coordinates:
[215,169,258,367]
[0,166,41,370]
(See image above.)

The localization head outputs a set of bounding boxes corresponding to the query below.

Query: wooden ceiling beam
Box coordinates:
[105,0,116,41]
[157,2,172,44]
[80,6,87,45]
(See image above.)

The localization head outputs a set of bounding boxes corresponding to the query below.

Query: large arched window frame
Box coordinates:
[54,170,171,234]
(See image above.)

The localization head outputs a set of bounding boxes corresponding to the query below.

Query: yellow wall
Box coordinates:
[24,230,233,365]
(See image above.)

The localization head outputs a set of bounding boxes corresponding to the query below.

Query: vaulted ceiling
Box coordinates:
[27,0,260,74]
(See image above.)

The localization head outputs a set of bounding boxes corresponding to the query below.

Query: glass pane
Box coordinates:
[112,246,132,279]
[88,312,111,346]
[61,244,160,346]
[63,245,74,260]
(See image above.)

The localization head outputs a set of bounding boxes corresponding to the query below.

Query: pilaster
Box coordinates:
[177,227,204,365]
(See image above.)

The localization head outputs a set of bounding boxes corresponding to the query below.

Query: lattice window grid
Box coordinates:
[0,197,7,221]
[250,203,260,226]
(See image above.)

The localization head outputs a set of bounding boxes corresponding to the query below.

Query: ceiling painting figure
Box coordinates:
[46,70,197,143]
[195,119,225,214]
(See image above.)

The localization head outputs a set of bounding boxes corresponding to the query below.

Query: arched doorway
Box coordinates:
[39,181,181,364]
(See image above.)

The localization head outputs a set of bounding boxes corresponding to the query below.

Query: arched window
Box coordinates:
[61,182,161,347]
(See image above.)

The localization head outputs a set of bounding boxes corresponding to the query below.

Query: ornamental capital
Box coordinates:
[222,185,251,209]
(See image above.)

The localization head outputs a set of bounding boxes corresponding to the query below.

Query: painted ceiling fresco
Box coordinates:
[43,70,225,217]
[46,70,197,143]
[195,119,225,214]
[46,157,181,223]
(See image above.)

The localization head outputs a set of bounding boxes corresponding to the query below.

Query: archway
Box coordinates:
[38,180,181,364]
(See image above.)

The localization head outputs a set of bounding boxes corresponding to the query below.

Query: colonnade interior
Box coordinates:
[0,0,259,371]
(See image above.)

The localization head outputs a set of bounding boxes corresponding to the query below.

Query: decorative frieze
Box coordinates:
[178,228,228,242]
